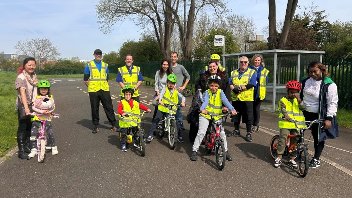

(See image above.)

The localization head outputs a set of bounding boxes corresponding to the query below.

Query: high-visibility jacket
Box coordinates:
[158,88,179,114]
[259,68,269,100]
[118,99,141,128]
[87,61,109,92]
[200,89,223,121]
[204,63,225,72]
[278,97,306,129]
[231,68,255,101]
[118,66,140,97]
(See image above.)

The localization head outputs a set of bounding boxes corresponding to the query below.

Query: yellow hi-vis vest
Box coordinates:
[259,68,269,100]
[158,88,179,114]
[231,68,255,101]
[200,89,223,121]
[118,99,141,128]
[278,97,306,129]
[118,66,140,97]
[87,61,109,92]
[204,63,225,72]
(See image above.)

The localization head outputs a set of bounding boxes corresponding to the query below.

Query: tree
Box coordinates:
[268,0,298,49]
[96,0,225,60]
[15,38,60,69]
[323,22,352,60]
[103,51,120,66]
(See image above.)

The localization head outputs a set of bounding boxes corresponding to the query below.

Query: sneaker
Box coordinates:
[190,151,198,161]
[45,146,52,150]
[121,144,127,152]
[310,158,321,168]
[92,125,99,134]
[226,151,232,161]
[178,136,184,143]
[52,146,58,155]
[146,136,154,143]
[245,133,253,142]
[27,148,37,159]
[289,159,298,168]
[274,157,282,168]
[233,129,240,137]
[252,125,259,133]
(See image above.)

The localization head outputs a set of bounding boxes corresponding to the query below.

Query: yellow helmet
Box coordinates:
[210,54,221,60]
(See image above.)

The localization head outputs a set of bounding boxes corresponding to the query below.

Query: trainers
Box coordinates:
[233,129,240,137]
[121,144,127,152]
[45,146,52,150]
[274,157,282,168]
[226,151,232,161]
[252,125,259,133]
[52,146,58,155]
[310,158,321,168]
[190,151,198,161]
[146,136,154,143]
[178,136,184,143]
[245,133,253,142]
[27,148,37,159]
[289,159,298,168]
[92,125,99,134]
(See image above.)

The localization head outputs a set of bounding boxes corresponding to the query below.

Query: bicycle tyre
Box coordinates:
[297,145,309,178]
[38,139,46,163]
[269,135,280,160]
[168,119,177,150]
[138,130,146,157]
[215,140,226,171]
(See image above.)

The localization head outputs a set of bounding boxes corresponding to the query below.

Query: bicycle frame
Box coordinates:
[205,114,229,151]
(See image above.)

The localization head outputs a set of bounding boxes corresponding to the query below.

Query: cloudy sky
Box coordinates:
[0,0,350,60]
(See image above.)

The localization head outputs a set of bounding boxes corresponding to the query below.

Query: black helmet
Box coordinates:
[207,75,221,85]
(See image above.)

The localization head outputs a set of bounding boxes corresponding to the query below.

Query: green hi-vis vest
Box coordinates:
[200,89,223,121]
[118,99,141,128]
[259,68,269,100]
[231,69,255,101]
[158,88,179,114]
[278,97,306,129]
[88,61,109,92]
[118,66,140,97]
[204,63,225,72]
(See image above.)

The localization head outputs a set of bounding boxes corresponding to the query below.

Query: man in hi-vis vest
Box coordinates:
[116,54,143,102]
[84,49,117,134]
[229,56,257,142]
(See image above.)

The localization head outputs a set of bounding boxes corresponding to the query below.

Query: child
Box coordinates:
[118,85,151,152]
[190,75,237,161]
[147,74,185,143]
[274,80,306,168]
[28,80,57,159]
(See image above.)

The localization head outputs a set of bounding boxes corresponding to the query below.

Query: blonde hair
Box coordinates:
[251,54,265,67]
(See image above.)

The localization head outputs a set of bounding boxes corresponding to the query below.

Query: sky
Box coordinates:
[0,0,351,60]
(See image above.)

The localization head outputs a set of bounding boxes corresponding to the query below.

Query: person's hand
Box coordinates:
[181,102,186,107]
[201,109,208,114]
[222,107,228,113]
[25,108,31,115]
[284,115,292,122]
[121,113,127,117]
[240,85,246,91]
[178,86,185,91]
[147,109,152,113]
[324,120,332,129]
[231,109,237,116]
[155,91,160,96]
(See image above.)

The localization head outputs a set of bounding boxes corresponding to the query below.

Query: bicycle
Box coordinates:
[156,104,178,150]
[269,119,324,177]
[119,111,147,157]
[203,113,230,171]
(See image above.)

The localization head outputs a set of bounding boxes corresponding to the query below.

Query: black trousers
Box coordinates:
[232,101,254,133]
[17,111,32,151]
[253,98,262,126]
[89,90,116,126]
[303,111,325,160]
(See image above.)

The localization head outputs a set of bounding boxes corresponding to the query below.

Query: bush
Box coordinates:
[39,60,85,75]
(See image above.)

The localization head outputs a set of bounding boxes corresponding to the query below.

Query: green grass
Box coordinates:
[337,109,352,129]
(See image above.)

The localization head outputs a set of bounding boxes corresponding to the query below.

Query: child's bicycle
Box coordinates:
[269,119,324,177]
[119,112,147,157]
[156,104,178,150]
[203,112,229,171]
[35,113,60,163]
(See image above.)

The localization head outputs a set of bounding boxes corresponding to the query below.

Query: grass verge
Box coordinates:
[337,109,352,129]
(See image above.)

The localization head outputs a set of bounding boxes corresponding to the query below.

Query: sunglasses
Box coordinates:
[240,61,248,64]
[94,53,102,56]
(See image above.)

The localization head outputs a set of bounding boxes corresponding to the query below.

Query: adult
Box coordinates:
[229,56,257,142]
[204,54,226,72]
[116,54,143,101]
[15,57,38,159]
[170,52,190,143]
[187,61,228,143]
[301,61,338,168]
[84,49,117,133]
[249,54,269,133]
[153,58,172,119]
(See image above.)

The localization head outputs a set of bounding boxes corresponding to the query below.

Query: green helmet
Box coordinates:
[122,85,134,94]
[37,80,51,88]
[167,73,177,83]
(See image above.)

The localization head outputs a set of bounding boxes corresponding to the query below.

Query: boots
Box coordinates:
[17,144,28,159]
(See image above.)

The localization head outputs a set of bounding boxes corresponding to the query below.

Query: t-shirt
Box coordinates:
[15,73,37,108]
[171,63,190,88]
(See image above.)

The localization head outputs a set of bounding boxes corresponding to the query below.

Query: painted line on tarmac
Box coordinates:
[260,126,352,177]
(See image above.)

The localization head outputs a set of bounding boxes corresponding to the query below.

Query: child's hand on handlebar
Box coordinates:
[146,109,152,113]
[201,109,208,114]
[324,120,332,129]
[121,112,127,117]
[231,110,237,116]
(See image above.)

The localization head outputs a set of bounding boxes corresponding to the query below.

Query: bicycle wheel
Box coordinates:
[215,140,226,171]
[168,119,177,150]
[269,135,280,159]
[138,130,146,157]
[297,145,309,177]
[38,139,46,163]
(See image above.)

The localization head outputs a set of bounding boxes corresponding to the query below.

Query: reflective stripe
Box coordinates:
[208,104,222,109]
[278,97,305,129]
[119,66,140,97]
[231,69,255,101]
[201,89,223,121]
[158,89,179,114]
[119,100,141,128]
[88,61,109,92]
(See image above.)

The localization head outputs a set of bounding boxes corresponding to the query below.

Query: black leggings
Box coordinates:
[303,111,325,160]
[253,99,262,126]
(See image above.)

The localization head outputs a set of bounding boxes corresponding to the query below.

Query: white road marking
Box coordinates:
[83,91,87,93]
[68,79,76,82]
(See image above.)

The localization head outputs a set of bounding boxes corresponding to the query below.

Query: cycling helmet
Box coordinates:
[286,80,301,91]
[37,80,51,88]
[167,73,177,83]
[208,75,221,84]
[210,54,221,60]
[122,85,134,94]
